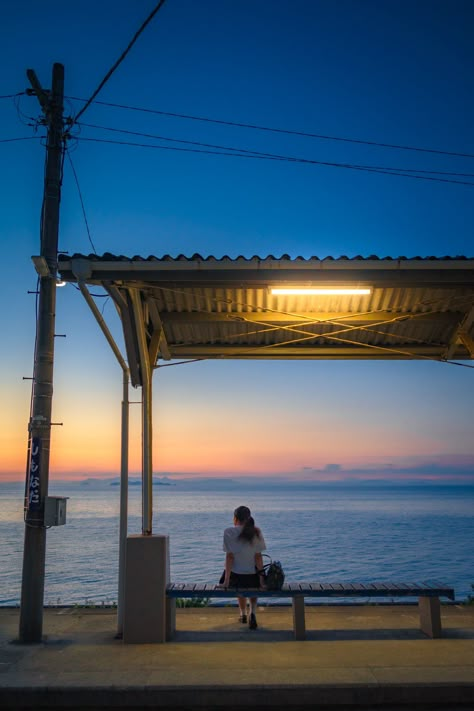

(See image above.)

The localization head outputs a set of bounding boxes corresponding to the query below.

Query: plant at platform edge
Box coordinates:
[466,584,474,605]
[175,597,210,608]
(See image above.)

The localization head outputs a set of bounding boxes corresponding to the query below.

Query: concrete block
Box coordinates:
[419,596,441,638]
[292,595,306,640]
[123,534,169,644]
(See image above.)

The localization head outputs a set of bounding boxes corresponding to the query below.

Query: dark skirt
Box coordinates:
[229,571,260,588]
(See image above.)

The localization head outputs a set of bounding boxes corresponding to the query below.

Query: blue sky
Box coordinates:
[1,0,473,481]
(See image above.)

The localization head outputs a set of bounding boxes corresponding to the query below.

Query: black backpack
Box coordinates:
[258,554,285,590]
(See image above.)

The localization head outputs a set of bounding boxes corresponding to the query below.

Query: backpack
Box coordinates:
[258,555,285,590]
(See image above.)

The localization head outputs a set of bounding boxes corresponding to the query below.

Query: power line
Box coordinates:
[75,135,474,186]
[70,282,109,297]
[73,0,167,125]
[75,136,474,187]
[67,95,474,160]
[14,93,39,127]
[0,136,40,144]
[77,121,474,179]
[78,121,268,156]
[66,150,98,254]
[0,92,25,99]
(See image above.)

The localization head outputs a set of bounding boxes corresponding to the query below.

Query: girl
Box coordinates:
[221,505,266,630]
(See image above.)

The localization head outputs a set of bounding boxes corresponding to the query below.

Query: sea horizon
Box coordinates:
[2,476,474,488]
[2,480,473,606]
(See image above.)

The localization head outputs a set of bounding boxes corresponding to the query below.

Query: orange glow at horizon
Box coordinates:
[2,407,473,482]
[2,361,473,483]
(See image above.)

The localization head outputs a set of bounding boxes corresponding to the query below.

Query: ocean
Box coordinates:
[1,481,473,605]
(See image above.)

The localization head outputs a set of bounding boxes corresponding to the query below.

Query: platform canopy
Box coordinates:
[57,254,474,387]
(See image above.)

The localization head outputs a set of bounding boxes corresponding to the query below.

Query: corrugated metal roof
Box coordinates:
[61,253,472,262]
[56,254,474,386]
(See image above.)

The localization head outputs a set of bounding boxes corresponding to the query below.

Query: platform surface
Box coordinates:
[1,604,473,708]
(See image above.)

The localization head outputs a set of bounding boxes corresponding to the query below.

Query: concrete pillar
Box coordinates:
[123,534,169,643]
[418,596,442,638]
[292,595,306,640]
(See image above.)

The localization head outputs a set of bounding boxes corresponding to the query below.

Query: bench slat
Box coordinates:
[201,583,215,593]
[420,581,444,590]
[166,581,454,600]
[384,582,401,590]
[287,583,304,592]
[294,583,313,592]
[348,583,369,592]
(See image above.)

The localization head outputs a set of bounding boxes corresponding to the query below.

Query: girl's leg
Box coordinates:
[249,597,258,629]
[237,595,247,622]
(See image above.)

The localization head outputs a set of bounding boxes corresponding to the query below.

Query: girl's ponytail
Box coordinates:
[234,506,260,542]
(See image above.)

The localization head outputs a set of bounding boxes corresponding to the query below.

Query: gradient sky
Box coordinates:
[1,0,473,482]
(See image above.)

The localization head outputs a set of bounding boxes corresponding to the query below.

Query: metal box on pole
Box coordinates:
[44,496,68,527]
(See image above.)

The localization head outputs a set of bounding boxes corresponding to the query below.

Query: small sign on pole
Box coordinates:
[27,437,42,511]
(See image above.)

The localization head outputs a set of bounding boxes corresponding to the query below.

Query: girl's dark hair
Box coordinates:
[234,505,261,542]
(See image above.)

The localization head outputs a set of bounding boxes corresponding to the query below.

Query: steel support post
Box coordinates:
[75,280,130,636]
[130,289,153,535]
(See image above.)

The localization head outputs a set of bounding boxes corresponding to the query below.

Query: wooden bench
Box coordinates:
[166,581,455,640]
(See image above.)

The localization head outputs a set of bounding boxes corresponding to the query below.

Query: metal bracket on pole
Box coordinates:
[26,70,50,112]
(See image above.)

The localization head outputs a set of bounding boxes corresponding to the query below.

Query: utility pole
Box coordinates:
[19,63,65,642]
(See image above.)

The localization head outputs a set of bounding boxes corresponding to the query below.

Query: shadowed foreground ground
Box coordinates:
[0,604,473,709]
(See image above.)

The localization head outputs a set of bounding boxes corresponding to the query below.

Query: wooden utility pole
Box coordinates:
[19,63,65,642]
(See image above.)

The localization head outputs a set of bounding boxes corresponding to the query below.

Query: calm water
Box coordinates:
[1,481,473,605]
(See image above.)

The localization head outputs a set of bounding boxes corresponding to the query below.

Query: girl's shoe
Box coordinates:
[249,613,258,630]
[239,614,247,624]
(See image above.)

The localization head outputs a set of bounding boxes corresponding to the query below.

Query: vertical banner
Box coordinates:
[27,437,42,512]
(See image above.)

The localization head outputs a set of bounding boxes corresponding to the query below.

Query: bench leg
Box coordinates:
[292,595,306,640]
[166,598,176,641]
[418,596,441,638]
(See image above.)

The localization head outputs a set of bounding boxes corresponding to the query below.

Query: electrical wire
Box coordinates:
[77,121,474,179]
[70,282,109,297]
[155,358,204,368]
[78,121,279,158]
[13,93,39,128]
[0,92,25,99]
[0,136,40,144]
[65,150,98,254]
[72,0,167,125]
[101,296,110,315]
[66,95,474,160]
[74,136,474,187]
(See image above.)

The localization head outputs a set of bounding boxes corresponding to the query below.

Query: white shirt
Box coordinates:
[223,525,266,574]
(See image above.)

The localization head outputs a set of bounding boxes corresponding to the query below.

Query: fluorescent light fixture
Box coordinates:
[271,287,371,296]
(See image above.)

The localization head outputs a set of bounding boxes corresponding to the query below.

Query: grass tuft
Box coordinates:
[175,597,210,608]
